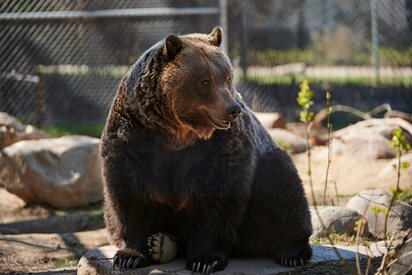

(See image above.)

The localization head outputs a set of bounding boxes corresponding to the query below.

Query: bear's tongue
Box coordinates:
[206,111,231,130]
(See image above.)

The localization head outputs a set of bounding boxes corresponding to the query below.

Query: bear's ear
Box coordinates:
[209,27,222,47]
[163,35,183,61]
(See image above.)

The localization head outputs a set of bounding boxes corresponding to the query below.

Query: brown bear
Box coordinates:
[100,27,312,273]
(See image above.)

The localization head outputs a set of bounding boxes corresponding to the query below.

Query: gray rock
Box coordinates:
[333,118,412,159]
[389,231,412,275]
[0,135,103,208]
[339,132,396,159]
[77,244,383,275]
[0,112,49,149]
[346,189,412,238]
[268,128,307,154]
[310,206,368,238]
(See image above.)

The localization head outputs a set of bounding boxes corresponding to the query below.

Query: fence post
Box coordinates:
[371,0,380,83]
[219,0,228,54]
[240,1,248,79]
[35,75,44,128]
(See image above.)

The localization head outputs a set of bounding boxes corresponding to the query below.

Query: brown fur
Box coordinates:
[101,27,312,273]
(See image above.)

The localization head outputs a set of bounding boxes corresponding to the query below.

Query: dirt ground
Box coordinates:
[292,146,393,204]
[0,189,109,274]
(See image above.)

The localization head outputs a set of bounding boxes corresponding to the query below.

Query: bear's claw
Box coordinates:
[277,242,311,267]
[191,260,218,274]
[113,249,148,269]
[188,257,223,274]
[147,232,177,263]
[279,255,307,267]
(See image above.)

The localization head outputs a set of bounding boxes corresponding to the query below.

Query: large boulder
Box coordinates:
[333,118,412,159]
[310,206,368,239]
[268,129,307,154]
[346,190,412,238]
[0,112,49,149]
[338,132,396,159]
[0,135,103,208]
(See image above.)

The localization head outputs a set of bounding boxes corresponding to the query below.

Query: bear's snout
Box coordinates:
[226,103,241,122]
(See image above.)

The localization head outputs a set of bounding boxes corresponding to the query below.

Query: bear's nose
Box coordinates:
[226,104,241,122]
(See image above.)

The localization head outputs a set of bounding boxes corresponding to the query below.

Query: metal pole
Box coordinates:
[240,1,248,79]
[371,0,380,83]
[35,76,44,128]
[0,7,220,22]
[219,0,228,54]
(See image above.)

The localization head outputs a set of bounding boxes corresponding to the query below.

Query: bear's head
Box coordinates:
[160,27,241,142]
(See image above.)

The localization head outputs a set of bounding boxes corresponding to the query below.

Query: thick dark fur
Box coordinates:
[101,28,312,273]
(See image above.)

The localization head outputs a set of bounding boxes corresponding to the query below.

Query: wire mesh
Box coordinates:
[0,0,219,127]
[1,0,411,129]
[239,0,412,74]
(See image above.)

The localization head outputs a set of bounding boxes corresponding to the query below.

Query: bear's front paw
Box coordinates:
[147,232,177,263]
[277,243,312,267]
[113,248,150,269]
[186,255,227,274]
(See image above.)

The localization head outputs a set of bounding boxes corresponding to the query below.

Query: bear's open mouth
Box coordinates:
[205,111,231,130]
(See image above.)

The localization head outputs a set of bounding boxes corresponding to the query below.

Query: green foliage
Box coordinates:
[250,46,412,67]
[391,128,411,153]
[297,80,314,108]
[37,65,128,78]
[246,74,412,87]
[300,109,314,124]
[370,206,389,217]
[326,92,333,129]
[44,123,104,138]
[326,91,331,102]
[54,255,80,268]
[390,188,412,203]
[297,80,314,123]
[251,48,318,66]
[336,193,357,198]
[401,161,410,169]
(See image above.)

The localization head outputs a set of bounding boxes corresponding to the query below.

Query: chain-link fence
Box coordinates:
[231,0,412,119]
[0,0,220,128]
[234,0,412,79]
[1,0,411,129]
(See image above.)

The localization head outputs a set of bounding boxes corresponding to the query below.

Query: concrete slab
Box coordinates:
[77,244,386,275]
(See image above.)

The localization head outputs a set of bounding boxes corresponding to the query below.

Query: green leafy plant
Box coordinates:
[296,81,353,273]
[384,128,411,237]
[370,206,388,217]
[389,128,411,202]
[297,80,315,124]
[392,188,412,202]
[323,91,333,205]
[43,123,104,138]
[354,218,367,274]
[54,255,80,268]
[378,128,411,273]
[297,80,315,201]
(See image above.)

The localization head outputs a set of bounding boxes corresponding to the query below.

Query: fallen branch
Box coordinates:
[313,104,372,128]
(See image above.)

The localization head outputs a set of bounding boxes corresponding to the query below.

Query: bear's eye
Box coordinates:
[202,80,210,86]
[226,76,232,84]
